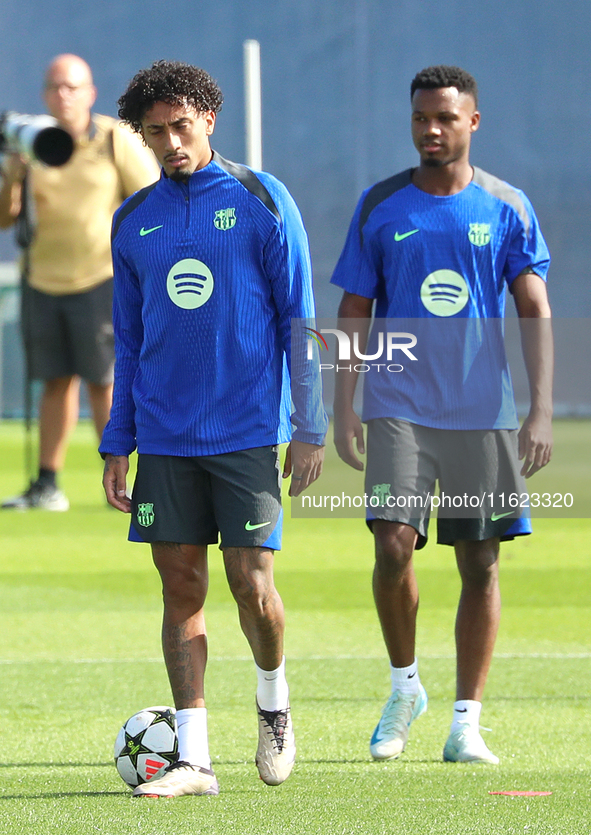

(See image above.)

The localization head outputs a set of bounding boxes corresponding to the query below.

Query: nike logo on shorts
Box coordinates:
[491,510,514,522]
[245,520,272,531]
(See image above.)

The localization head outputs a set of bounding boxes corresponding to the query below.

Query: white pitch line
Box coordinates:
[308,653,591,660]
[0,653,590,664]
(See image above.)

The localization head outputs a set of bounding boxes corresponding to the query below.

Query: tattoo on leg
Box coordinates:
[162,619,206,707]
[150,542,209,708]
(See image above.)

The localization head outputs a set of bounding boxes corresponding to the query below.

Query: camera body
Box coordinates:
[0,112,73,167]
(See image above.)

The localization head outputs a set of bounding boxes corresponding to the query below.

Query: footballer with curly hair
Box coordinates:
[101,61,327,798]
[117,60,224,138]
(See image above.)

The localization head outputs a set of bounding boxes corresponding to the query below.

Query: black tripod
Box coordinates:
[15,168,37,484]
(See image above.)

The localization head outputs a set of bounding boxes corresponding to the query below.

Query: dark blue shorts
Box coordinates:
[129,446,283,550]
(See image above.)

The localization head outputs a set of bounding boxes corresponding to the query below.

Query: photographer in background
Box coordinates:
[0,54,159,510]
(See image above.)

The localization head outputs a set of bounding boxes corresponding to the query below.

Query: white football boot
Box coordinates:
[132,761,219,797]
[443,726,499,764]
[370,684,428,760]
[255,703,296,785]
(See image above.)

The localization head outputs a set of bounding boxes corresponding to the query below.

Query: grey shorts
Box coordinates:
[21,280,114,385]
[365,418,531,548]
[129,447,283,550]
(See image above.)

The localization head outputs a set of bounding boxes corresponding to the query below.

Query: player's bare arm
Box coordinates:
[333,291,373,470]
[283,440,325,497]
[102,453,132,512]
[512,271,553,477]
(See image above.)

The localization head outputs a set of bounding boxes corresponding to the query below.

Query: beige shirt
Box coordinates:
[27,114,159,295]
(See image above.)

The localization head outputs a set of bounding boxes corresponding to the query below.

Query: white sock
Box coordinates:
[451,699,482,733]
[390,658,420,695]
[256,656,289,712]
[176,707,211,768]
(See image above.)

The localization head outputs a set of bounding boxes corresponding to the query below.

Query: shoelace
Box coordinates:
[379,693,415,735]
[259,708,289,752]
[165,760,214,776]
[166,760,194,772]
[454,723,493,737]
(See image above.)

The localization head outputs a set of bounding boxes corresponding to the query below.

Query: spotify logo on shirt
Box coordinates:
[420,270,469,316]
[166,259,214,309]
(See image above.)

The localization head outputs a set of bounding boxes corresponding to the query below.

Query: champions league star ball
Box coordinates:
[114,706,179,788]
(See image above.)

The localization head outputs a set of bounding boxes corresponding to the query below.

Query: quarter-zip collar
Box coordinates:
[159,152,221,199]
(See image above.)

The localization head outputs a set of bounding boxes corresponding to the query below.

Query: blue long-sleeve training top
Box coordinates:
[100,152,327,458]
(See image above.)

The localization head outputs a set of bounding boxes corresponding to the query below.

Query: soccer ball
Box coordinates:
[114,706,179,788]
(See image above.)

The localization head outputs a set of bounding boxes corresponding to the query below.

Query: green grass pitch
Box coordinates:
[0,420,589,834]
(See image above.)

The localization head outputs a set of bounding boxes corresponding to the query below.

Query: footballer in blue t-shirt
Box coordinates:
[100,61,327,797]
[331,65,553,766]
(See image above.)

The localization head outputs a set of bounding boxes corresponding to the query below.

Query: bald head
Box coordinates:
[46,54,93,87]
[44,54,96,138]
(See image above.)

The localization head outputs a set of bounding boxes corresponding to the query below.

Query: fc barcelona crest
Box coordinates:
[214,208,237,230]
[372,483,392,507]
[137,502,155,527]
[468,223,491,247]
